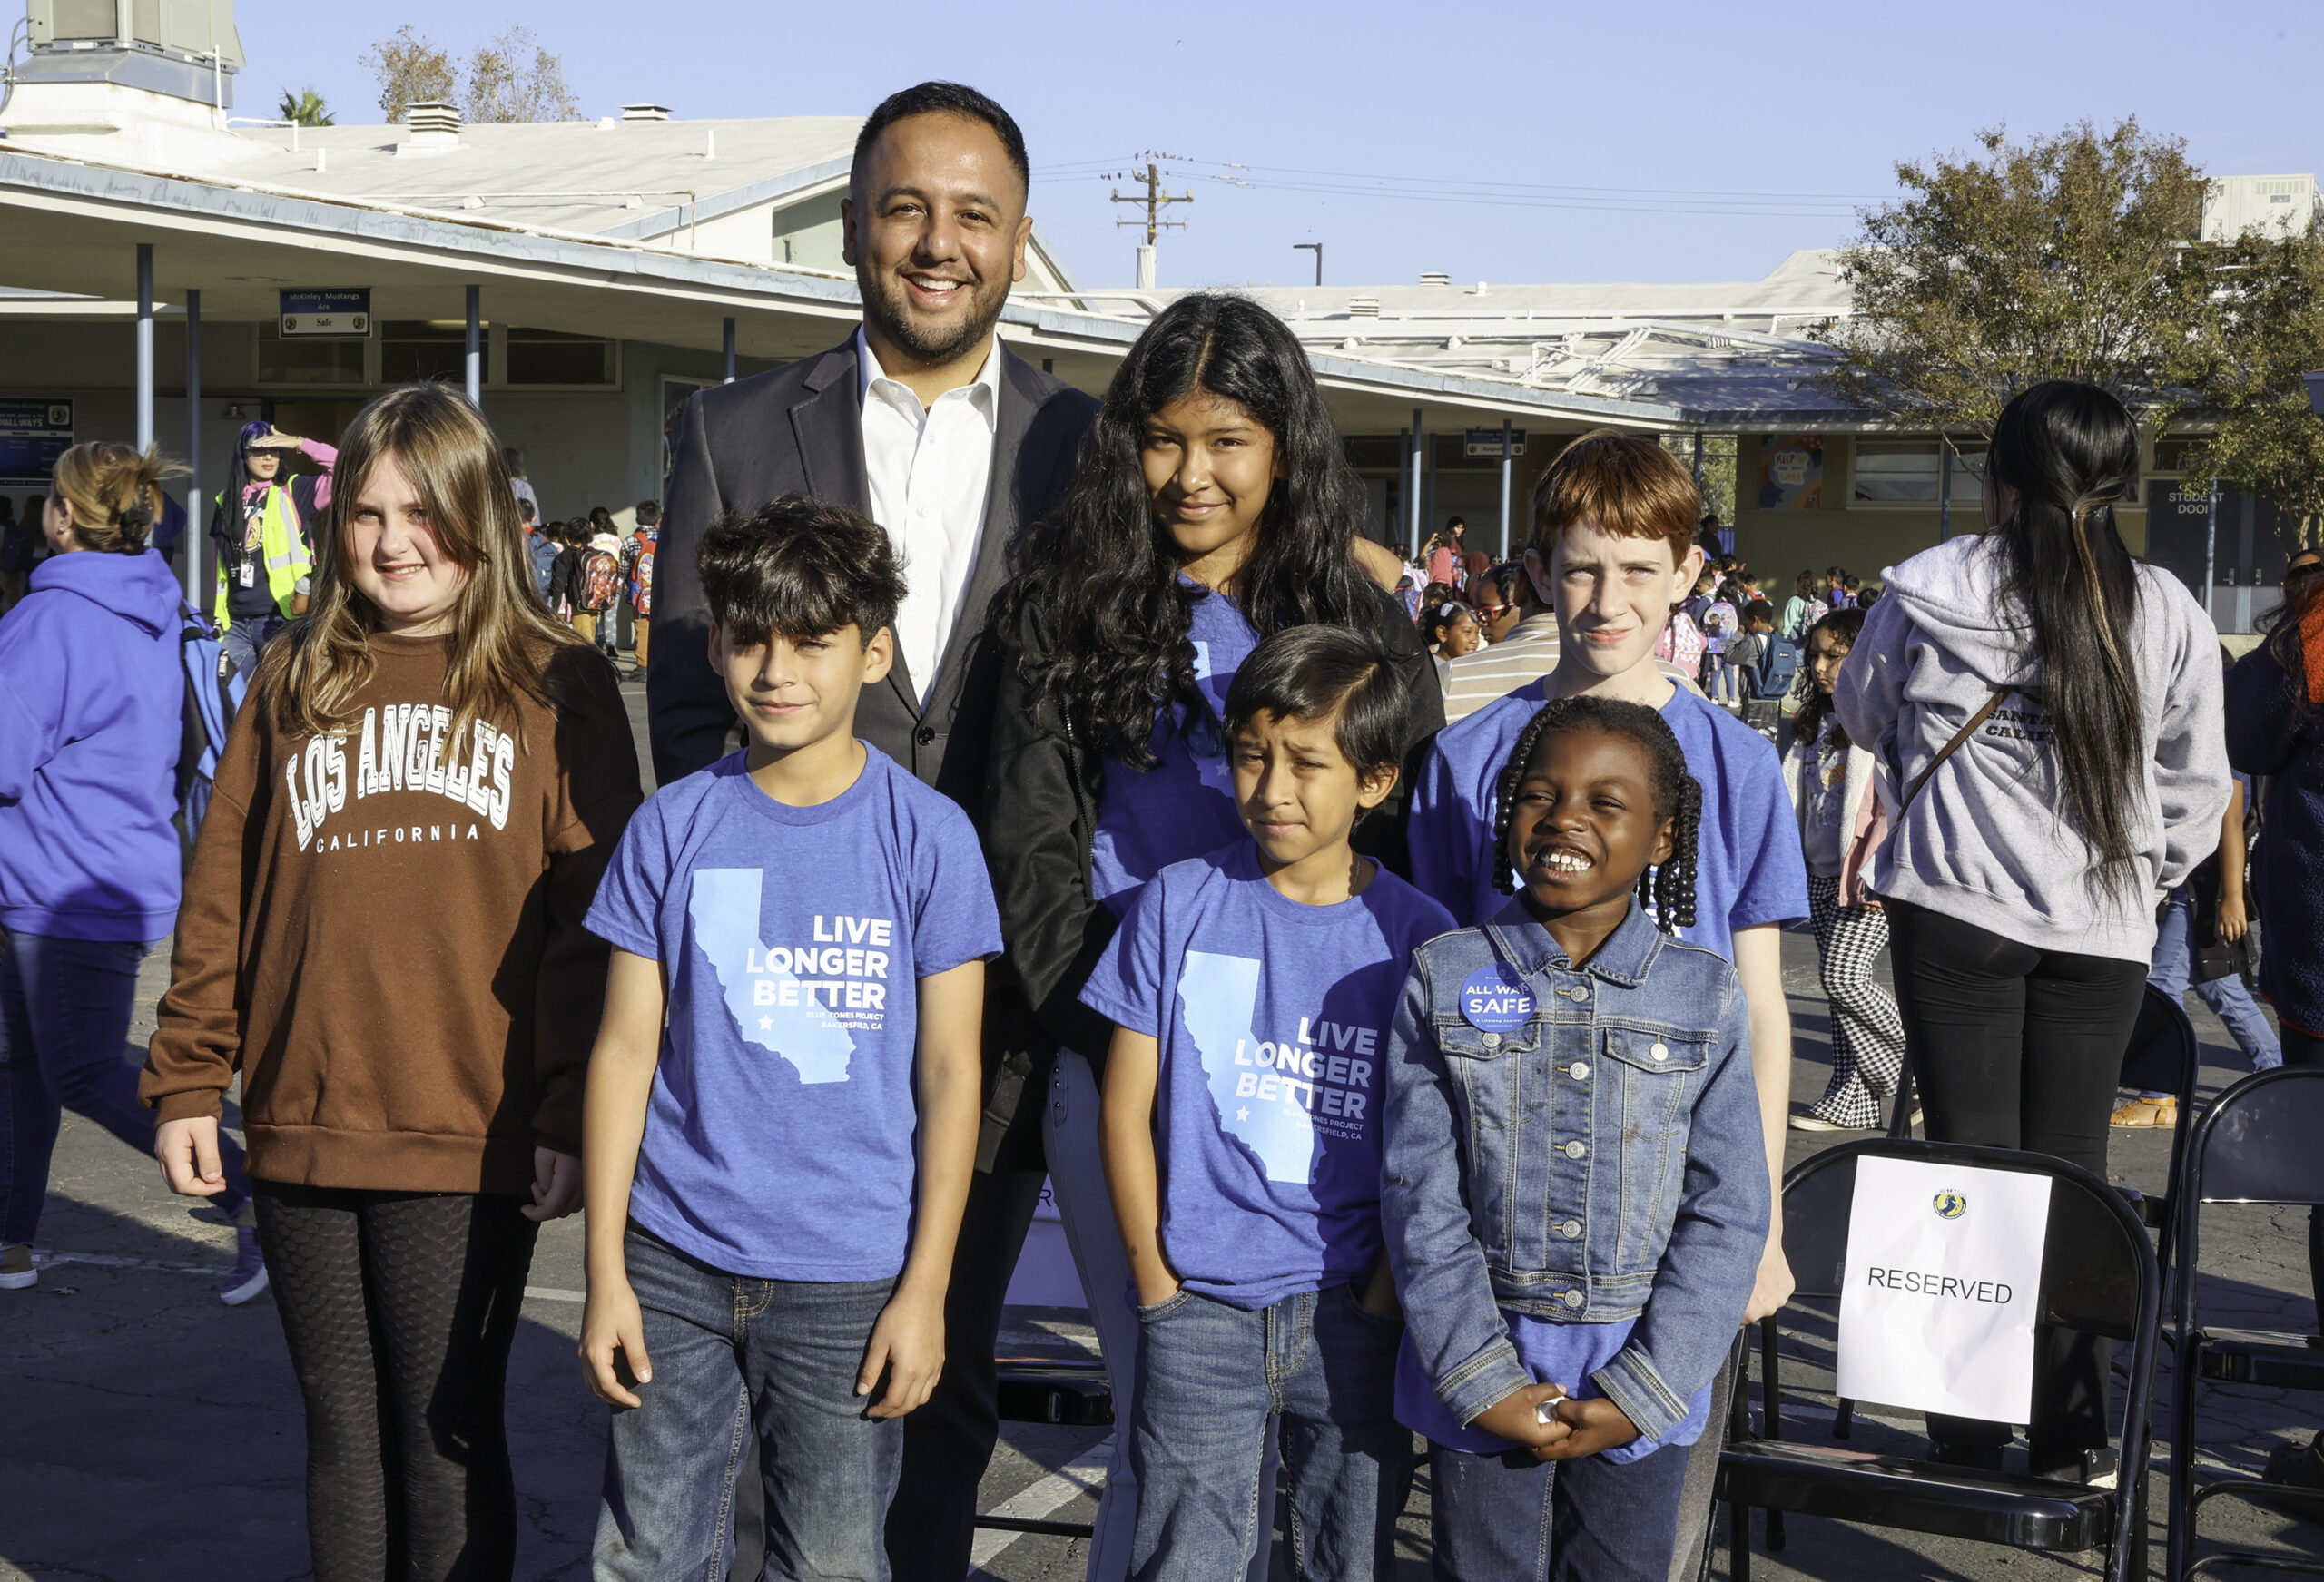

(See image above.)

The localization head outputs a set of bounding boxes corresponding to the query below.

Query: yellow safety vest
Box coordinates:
[213,483,313,631]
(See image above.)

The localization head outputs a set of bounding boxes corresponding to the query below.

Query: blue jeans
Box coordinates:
[593,1224,902,1582]
[1128,1282,1412,1582]
[1429,1432,1692,1582]
[220,611,287,683]
[1,928,249,1244]
[1709,661,1741,706]
[2147,891,2281,1074]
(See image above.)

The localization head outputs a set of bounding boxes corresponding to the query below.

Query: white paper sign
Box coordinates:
[1835,1156,2053,1422]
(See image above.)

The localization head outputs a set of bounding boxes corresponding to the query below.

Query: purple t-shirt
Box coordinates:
[586,747,1001,1281]
[1406,681,1808,957]
[1089,587,1259,916]
[1079,841,1456,1309]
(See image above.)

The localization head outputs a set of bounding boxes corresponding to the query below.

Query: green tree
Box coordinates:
[276,85,334,126]
[359,25,455,123]
[2172,221,2324,547]
[1816,119,2211,437]
[461,25,582,123]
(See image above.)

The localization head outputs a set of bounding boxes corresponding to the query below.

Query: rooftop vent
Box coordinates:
[1347,297,1381,318]
[403,99,462,143]
[1419,271,1451,286]
[622,103,672,122]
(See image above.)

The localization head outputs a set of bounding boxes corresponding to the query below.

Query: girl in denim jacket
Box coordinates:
[1381,696,1769,1582]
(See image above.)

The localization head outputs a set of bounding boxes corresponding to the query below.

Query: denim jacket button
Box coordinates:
[1562,1140,1586,1159]
[1650,1042,1669,1062]
[1563,1289,1584,1309]
[1569,1061,1590,1081]
[1561,1219,1582,1237]
[1481,1031,1501,1048]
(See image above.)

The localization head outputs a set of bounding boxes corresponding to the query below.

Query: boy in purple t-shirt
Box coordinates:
[1084,627,1453,1582]
[1404,431,1807,1582]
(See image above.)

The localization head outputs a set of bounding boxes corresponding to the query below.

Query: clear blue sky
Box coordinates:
[237,0,2323,291]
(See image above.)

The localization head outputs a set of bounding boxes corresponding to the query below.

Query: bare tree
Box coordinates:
[462,25,582,124]
[358,25,455,123]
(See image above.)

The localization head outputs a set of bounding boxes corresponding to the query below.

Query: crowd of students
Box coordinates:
[0,74,2314,1582]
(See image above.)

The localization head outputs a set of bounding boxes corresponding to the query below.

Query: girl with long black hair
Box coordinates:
[1836,378,2226,1476]
[984,290,1438,1579]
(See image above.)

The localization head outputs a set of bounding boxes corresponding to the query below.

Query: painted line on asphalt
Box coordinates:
[31,1249,221,1275]
[525,1285,586,1303]
[969,1437,1114,1573]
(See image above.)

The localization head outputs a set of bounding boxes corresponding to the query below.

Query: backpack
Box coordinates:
[1751,631,1802,700]
[173,604,247,868]
[627,535,656,616]
[580,548,619,614]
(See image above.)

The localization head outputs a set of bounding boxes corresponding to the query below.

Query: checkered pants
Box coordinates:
[1807,874,1908,1128]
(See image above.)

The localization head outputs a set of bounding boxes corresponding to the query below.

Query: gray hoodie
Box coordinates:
[1834,535,2227,964]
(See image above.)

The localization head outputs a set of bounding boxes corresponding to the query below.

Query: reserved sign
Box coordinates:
[1835,1155,2051,1422]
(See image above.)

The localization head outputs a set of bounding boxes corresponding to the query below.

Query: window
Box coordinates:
[505,327,617,387]
[1853,440,1984,507]
[380,320,489,386]
[257,325,365,386]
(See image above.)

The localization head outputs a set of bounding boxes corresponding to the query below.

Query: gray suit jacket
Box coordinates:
[646,337,1099,813]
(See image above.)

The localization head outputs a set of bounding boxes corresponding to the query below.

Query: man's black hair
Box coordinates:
[698,494,908,648]
[636,499,661,526]
[1222,626,1409,785]
[853,82,1029,195]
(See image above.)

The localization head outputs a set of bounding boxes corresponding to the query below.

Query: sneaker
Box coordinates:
[2110,1095,2177,1129]
[0,1243,34,1291]
[1789,1112,1861,1132]
[222,1226,269,1306]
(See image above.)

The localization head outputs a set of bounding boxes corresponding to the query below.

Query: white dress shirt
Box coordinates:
[857,327,1001,706]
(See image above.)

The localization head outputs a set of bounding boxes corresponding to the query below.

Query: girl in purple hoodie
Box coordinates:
[0,442,263,1304]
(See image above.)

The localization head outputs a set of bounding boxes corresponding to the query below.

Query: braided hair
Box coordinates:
[1490,694,1702,933]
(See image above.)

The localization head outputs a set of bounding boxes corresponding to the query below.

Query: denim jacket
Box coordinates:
[1380,898,1768,1440]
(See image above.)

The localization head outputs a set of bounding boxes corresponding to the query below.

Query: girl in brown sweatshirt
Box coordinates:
[142,385,642,1582]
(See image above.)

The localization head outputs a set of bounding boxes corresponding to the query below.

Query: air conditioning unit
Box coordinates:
[26,0,244,66]
[1347,297,1381,318]
[1419,271,1451,286]
[2202,174,2323,241]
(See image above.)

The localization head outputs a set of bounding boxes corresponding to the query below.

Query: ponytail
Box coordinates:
[1988,381,2145,896]
[49,441,184,555]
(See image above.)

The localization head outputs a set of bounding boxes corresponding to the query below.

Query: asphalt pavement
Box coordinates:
[3,671,2317,1581]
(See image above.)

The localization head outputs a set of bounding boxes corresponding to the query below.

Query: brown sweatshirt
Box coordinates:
[142,632,643,1194]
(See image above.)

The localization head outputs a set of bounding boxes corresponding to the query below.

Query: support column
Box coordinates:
[184,288,202,605]
[1499,418,1514,561]
[135,243,153,452]
[1407,409,1423,557]
[464,285,481,408]
[723,317,737,384]
[2202,480,2218,626]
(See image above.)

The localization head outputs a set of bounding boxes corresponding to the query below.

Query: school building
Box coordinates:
[0,0,2309,632]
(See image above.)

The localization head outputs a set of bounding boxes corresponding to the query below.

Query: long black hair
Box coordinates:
[1985,380,2145,890]
[1491,695,1701,933]
[1792,604,1866,747]
[996,291,1383,767]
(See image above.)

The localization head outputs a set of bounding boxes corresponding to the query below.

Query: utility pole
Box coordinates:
[1294,242,1322,286]
[1111,156,1192,290]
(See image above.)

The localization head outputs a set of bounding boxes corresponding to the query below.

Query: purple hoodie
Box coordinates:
[0,547,189,941]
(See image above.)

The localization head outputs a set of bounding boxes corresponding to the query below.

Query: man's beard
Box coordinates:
[858,266,1009,367]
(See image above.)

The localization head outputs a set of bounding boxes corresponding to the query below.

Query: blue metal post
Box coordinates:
[184,287,202,604]
[723,317,736,383]
[465,285,481,407]
[135,243,154,452]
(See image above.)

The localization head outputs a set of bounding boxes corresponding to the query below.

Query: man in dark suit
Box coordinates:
[647,81,1100,1582]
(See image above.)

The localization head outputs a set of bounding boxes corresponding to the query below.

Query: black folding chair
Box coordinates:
[1721,1139,2162,1582]
[2167,1066,2324,1582]
[969,1357,1114,1542]
[2120,984,2205,1282]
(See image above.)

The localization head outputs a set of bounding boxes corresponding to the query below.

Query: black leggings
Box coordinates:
[253,1184,539,1582]
[1884,899,2149,1469]
[2280,1027,2324,1325]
